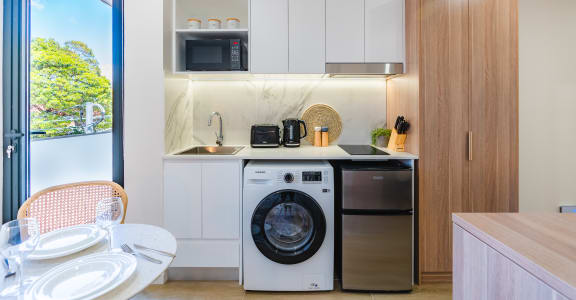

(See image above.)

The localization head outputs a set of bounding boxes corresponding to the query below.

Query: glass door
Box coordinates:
[29,0,114,194]
[3,0,29,222]
[3,0,123,222]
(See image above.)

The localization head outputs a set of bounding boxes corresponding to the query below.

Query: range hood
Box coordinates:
[326,63,404,77]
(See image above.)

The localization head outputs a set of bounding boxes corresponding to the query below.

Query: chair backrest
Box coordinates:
[17,181,128,234]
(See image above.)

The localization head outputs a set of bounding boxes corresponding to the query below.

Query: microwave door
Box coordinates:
[186,40,231,71]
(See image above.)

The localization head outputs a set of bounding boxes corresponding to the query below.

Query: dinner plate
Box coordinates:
[25,252,137,300]
[28,225,107,260]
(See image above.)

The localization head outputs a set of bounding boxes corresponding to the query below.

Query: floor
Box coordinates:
[135,281,452,300]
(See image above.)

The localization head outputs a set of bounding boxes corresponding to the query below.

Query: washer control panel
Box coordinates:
[302,171,322,182]
[275,170,329,185]
[283,173,295,183]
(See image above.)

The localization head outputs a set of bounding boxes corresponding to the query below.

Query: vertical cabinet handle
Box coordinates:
[468,131,473,161]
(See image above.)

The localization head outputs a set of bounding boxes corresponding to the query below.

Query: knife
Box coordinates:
[394,116,405,131]
[394,116,402,130]
[400,121,410,134]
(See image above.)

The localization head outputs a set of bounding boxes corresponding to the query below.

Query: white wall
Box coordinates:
[123,0,165,225]
[519,0,576,211]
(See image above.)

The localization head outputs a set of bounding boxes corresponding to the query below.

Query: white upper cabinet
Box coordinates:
[289,0,326,73]
[326,0,405,64]
[326,0,365,63]
[250,0,289,73]
[251,0,326,74]
[365,0,405,63]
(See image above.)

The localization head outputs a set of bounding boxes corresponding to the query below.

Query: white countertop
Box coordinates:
[163,145,418,160]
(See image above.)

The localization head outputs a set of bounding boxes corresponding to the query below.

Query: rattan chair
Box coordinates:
[17,181,128,234]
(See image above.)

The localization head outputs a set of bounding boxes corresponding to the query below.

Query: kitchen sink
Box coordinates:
[176,146,244,155]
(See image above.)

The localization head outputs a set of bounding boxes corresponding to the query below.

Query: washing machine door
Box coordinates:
[251,190,326,265]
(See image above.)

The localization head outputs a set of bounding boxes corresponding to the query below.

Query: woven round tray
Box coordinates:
[301,104,343,144]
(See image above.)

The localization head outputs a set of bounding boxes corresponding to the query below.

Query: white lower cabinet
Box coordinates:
[164,160,242,268]
[202,162,241,239]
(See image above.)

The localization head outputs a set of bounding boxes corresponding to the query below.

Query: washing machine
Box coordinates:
[243,160,334,291]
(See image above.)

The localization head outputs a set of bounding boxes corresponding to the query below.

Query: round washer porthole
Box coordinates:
[251,190,326,265]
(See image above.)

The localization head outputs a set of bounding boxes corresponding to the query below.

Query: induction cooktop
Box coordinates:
[339,145,390,156]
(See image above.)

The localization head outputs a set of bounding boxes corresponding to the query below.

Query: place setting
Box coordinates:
[0,197,175,300]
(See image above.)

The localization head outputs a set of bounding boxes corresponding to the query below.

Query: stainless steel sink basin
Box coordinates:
[176,146,244,155]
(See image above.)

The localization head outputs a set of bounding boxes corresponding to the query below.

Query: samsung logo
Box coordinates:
[255,171,266,174]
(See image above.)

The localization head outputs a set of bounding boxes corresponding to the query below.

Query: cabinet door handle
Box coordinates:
[468,131,473,161]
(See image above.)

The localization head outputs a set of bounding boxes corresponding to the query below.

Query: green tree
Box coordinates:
[30,38,112,138]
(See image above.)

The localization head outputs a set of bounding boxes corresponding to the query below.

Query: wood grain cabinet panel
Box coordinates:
[387,0,519,280]
[454,224,569,300]
[469,0,519,213]
[419,0,470,274]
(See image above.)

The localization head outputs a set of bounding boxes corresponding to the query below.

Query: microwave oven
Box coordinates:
[185,39,247,71]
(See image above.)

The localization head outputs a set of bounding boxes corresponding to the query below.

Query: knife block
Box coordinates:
[387,129,407,152]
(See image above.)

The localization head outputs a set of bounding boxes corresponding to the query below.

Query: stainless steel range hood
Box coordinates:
[326,63,404,77]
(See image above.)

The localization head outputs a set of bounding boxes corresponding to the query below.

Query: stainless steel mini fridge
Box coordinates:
[340,162,413,292]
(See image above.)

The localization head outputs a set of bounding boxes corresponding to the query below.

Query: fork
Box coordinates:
[121,243,162,264]
[133,243,176,258]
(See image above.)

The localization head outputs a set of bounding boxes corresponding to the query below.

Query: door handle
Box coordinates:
[468,131,473,161]
[4,130,24,139]
[6,145,15,159]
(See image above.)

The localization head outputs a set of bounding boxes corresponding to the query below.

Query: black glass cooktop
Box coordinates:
[339,145,390,156]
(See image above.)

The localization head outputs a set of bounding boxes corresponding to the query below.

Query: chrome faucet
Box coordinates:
[208,112,223,146]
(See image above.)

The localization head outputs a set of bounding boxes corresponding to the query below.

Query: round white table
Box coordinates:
[3,224,176,300]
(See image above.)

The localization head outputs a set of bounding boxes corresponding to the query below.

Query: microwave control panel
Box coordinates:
[231,39,241,70]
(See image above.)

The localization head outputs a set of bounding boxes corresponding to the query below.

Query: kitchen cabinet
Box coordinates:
[365,0,405,63]
[385,0,518,282]
[326,0,364,63]
[250,0,325,73]
[326,0,405,64]
[250,0,289,73]
[201,162,241,239]
[289,0,326,73]
[453,224,569,300]
[164,160,242,267]
[469,0,518,213]
[170,0,250,74]
[164,162,202,239]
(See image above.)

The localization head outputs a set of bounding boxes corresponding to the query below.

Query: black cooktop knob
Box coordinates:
[284,173,294,183]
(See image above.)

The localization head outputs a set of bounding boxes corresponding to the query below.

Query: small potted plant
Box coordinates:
[371,128,392,148]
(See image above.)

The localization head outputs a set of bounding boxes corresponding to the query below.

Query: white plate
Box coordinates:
[25,252,137,300]
[28,225,107,260]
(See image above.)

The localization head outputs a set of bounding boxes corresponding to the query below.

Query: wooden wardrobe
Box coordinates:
[387,0,518,282]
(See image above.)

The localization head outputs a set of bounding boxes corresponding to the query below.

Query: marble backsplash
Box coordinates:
[165,78,387,153]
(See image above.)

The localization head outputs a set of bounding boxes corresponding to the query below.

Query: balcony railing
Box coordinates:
[30,132,112,194]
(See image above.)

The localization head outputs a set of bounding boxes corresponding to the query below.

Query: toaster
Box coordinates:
[251,124,280,148]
